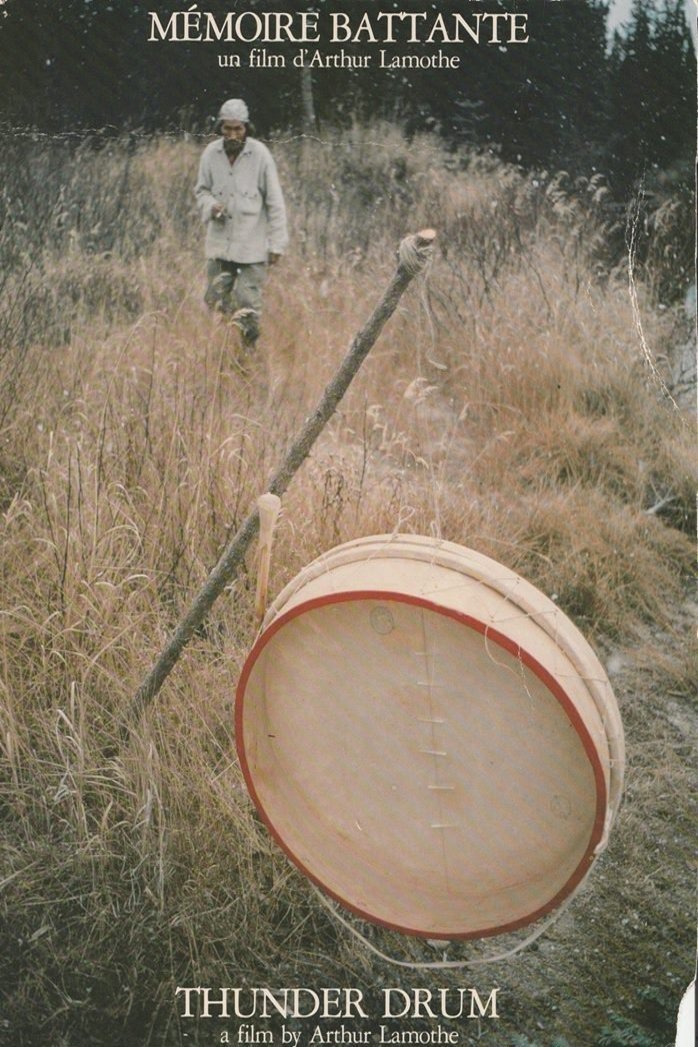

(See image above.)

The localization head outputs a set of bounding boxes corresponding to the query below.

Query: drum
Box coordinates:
[235,534,624,939]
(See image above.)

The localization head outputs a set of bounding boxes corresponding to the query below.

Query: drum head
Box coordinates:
[236,591,606,939]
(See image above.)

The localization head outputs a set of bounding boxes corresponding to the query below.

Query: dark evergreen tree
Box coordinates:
[651,0,696,172]
[484,0,610,171]
[608,0,696,195]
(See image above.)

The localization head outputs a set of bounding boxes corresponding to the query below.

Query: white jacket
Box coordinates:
[194,137,288,263]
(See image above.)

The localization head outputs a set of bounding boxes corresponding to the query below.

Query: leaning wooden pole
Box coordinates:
[125,230,436,734]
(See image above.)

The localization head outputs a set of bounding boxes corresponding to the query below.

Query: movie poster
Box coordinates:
[0,2,695,1046]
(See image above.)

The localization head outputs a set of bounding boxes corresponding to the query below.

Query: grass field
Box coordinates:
[0,123,695,1047]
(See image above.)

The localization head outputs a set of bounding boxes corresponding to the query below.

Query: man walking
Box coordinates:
[195,98,288,348]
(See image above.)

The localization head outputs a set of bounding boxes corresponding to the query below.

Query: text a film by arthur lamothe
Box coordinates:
[147,4,533,69]
[175,987,500,1045]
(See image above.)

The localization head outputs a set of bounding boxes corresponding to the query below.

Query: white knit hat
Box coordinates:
[216,98,250,127]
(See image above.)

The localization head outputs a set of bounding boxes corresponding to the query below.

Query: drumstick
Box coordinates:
[254,493,282,628]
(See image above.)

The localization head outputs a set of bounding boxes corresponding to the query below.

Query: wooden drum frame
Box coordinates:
[235,534,624,940]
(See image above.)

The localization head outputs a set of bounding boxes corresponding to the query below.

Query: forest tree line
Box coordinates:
[0,0,694,200]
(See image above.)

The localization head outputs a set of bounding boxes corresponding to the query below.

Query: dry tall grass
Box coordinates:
[0,123,695,1046]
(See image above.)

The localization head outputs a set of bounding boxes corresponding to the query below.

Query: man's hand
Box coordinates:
[211,202,226,221]
[268,252,282,266]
